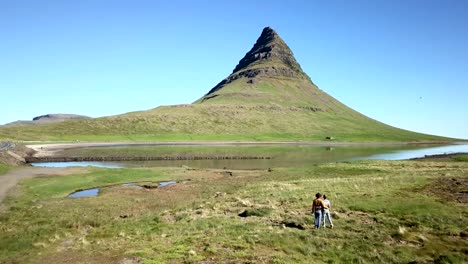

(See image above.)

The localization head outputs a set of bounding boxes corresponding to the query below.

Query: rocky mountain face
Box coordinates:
[231,27,306,76]
[202,27,311,98]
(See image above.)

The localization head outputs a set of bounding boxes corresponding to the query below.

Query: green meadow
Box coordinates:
[1,158,467,263]
[0,163,9,175]
[0,104,455,143]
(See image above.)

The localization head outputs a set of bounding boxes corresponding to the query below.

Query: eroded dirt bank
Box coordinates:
[0,167,88,205]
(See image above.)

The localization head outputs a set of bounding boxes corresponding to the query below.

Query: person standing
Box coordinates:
[322,194,334,228]
[312,193,328,229]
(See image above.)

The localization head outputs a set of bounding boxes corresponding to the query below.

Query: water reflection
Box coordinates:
[69,188,99,198]
[32,144,468,170]
[33,161,123,168]
[159,181,177,187]
[360,144,468,160]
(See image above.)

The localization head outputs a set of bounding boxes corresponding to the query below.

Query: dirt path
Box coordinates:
[0,167,88,205]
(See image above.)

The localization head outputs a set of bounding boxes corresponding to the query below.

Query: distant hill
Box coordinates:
[0,27,456,142]
[32,114,90,122]
[3,114,90,127]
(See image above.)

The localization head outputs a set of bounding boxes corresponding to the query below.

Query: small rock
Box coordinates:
[236,198,252,207]
[119,257,140,264]
[398,226,406,235]
[188,249,197,256]
[33,242,47,248]
[417,234,428,242]
[80,237,90,245]
[214,192,226,197]
[331,211,342,219]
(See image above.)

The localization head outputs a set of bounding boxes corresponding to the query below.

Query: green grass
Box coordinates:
[453,154,468,162]
[0,104,455,142]
[1,159,467,263]
[0,163,9,175]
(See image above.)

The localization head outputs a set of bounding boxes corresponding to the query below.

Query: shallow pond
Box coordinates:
[68,181,178,198]
[69,188,99,198]
[33,143,468,170]
[159,181,177,187]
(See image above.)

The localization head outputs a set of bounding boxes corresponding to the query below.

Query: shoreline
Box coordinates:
[410,152,468,161]
[26,141,463,158]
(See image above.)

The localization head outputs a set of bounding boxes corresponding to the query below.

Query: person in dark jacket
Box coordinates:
[312,192,328,229]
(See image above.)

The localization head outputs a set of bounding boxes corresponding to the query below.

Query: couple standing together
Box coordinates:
[312,193,333,229]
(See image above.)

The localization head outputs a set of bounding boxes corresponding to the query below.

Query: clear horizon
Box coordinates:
[1,1,467,139]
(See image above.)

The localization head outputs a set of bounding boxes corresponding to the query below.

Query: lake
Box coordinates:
[31,143,468,170]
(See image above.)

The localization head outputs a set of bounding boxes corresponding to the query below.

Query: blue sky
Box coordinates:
[1,0,467,139]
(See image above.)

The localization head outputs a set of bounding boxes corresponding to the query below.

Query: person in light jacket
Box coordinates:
[322,194,334,228]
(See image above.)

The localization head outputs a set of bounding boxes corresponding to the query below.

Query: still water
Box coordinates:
[32,144,468,170]
[69,188,99,198]
[358,144,468,160]
[68,181,178,198]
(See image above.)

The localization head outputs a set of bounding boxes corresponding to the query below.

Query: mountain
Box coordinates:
[0,27,455,142]
[32,114,90,122]
[2,114,90,127]
[197,27,315,104]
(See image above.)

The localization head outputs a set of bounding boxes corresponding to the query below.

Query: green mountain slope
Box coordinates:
[0,27,456,142]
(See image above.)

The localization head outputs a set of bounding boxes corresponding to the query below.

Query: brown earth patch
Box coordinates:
[424,177,468,203]
[0,144,34,165]
[411,152,467,161]
[37,249,137,264]
[0,167,89,207]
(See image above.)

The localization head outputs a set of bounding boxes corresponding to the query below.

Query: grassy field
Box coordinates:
[0,104,455,143]
[0,158,467,263]
[453,154,468,162]
[0,163,9,175]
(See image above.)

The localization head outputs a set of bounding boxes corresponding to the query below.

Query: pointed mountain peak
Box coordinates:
[256,26,280,43]
[231,26,305,75]
[197,27,316,104]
